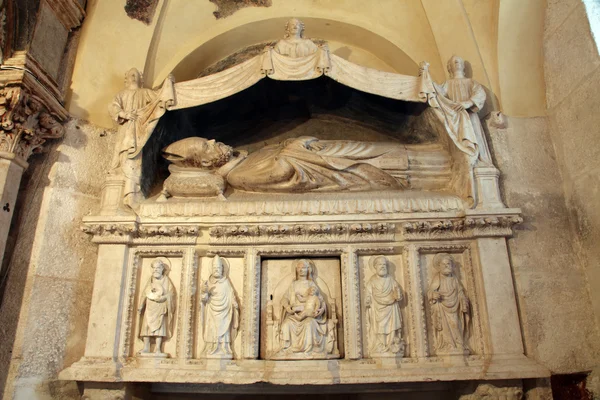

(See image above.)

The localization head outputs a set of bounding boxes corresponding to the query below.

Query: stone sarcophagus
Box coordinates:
[61,18,547,393]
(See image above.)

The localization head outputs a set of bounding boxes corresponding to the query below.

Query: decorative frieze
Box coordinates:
[138,225,200,237]
[402,215,523,240]
[81,221,200,244]
[208,223,395,245]
[80,214,522,244]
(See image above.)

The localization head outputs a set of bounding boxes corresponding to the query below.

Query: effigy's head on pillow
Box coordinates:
[162,137,233,169]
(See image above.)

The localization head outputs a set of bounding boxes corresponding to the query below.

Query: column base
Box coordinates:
[474,166,506,209]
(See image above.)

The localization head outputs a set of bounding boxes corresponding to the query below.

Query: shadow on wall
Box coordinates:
[551,373,594,400]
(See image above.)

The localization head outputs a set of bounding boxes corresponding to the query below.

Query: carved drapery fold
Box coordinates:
[169,47,434,110]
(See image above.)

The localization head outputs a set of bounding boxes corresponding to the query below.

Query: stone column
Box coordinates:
[0,87,66,266]
[0,153,27,265]
[84,243,132,360]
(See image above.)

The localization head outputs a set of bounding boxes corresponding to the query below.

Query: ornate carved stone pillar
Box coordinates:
[0,0,85,265]
[0,86,65,264]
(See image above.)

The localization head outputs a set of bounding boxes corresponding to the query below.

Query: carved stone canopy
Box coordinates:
[104,20,500,212]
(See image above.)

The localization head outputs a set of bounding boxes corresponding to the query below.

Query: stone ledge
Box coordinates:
[59,354,548,385]
[138,191,465,218]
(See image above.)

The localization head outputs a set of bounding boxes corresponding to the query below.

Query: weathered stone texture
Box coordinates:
[0,120,113,400]
[124,0,159,24]
[544,0,600,342]
[544,0,581,40]
[490,116,600,372]
[29,2,70,80]
[210,0,272,19]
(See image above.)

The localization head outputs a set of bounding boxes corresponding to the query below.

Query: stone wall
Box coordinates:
[489,116,600,373]
[0,121,114,400]
[544,0,600,339]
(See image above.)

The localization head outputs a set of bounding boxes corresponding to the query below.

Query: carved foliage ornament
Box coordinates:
[81,223,199,238]
[0,87,64,160]
[209,223,395,244]
[402,216,522,239]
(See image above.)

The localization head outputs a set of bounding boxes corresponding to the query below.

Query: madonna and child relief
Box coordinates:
[261,258,343,360]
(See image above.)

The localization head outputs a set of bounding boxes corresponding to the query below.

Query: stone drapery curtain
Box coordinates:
[170,47,433,108]
[137,46,479,161]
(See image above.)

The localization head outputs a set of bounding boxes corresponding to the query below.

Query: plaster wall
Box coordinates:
[543,0,600,339]
[497,0,547,117]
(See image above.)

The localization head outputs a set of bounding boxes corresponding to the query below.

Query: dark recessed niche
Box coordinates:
[141,77,436,196]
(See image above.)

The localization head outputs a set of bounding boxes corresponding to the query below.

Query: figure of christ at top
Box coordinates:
[159,136,414,199]
[108,68,174,209]
[274,18,319,58]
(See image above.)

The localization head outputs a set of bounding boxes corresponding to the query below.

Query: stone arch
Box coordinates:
[149,17,420,88]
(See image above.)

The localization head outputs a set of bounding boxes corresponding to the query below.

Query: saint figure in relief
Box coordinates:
[365,256,405,356]
[137,257,176,356]
[201,255,239,358]
[274,18,319,58]
[427,253,471,355]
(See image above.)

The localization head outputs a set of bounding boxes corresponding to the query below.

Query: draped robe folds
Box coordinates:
[226,137,407,192]
[274,38,319,58]
[108,77,175,204]
[366,275,402,352]
[109,88,156,203]
[279,280,328,354]
[203,276,239,347]
[428,274,471,353]
[139,276,175,338]
[436,78,492,165]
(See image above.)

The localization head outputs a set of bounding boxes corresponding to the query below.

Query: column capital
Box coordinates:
[0,85,65,163]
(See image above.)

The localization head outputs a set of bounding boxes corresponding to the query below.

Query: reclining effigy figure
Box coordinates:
[159,136,417,199]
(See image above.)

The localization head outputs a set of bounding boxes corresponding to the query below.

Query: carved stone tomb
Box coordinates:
[61,19,548,394]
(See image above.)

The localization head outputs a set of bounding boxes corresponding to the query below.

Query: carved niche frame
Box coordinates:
[205,245,403,362]
[119,247,196,363]
[407,242,487,360]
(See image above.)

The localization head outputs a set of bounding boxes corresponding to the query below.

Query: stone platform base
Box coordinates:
[62,354,547,386]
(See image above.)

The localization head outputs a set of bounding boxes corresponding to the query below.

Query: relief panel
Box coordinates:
[125,250,186,359]
[195,255,244,359]
[419,247,483,357]
[260,258,343,360]
[359,254,410,358]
